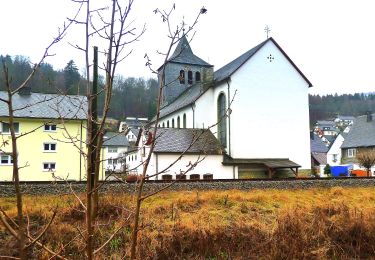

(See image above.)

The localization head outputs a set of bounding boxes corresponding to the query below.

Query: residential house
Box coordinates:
[101,131,129,177]
[126,128,140,143]
[341,112,375,175]
[315,120,339,136]
[148,36,312,179]
[310,132,329,176]
[326,133,347,166]
[119,117,148,132]
[0,89,87,181]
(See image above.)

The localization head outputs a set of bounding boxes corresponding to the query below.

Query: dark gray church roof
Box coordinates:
[341,114,375,148]
[103,132,129,147]
[167,36,212,67]
[0,91,87,120]
[152,128,223,154]
[157,83,203,120]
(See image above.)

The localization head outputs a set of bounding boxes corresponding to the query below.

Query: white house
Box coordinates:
[148,36,312,179]
[102,132,129,174]
[326,133,346,167]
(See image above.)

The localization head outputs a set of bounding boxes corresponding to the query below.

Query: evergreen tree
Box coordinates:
[63,60,80,94]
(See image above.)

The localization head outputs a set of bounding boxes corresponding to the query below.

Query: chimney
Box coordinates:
[366,111,372,122]
[18,86,31,96]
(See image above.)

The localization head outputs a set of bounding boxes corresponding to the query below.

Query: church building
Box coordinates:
[140,36,312,179]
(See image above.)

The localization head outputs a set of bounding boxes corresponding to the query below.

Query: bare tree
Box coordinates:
[129,5,208,258]
[0,4,84,259]
[356,149,375,177]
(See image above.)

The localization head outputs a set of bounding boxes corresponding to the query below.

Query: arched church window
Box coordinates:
[183,113,187,128]
[217,93,227,148]
[162,122,165,128]
[195,72,201,82]
[172,118,175,128]
[179,70,185,84]
[177,116,181,128]
[188,71,193,84]
[167,120,170,128]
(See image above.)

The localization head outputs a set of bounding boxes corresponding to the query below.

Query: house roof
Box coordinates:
[103,132,129,147]
[124,117,148,128]
[311,152,327,165]
[166,36,212,67]
[316,120,336,127]
[341,114,375,148]
[152,128,223,154]
[154,37,312,121]
[0,91,87,120]
[222,155,301,168]
[310,133,329,153]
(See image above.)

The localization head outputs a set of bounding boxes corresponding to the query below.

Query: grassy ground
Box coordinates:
[1,187,375,259]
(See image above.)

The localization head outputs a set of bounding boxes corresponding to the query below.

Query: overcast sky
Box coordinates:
[1,0,374,95]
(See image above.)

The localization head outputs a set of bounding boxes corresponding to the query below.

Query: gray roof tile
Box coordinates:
[341,114,375,148]
[103,132,129,147]
[0,92,87,120]
[167,36,212,67]
[310,133,329,153]
[152,128,223,154]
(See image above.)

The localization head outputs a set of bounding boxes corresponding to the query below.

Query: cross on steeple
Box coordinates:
[264,25,271,39]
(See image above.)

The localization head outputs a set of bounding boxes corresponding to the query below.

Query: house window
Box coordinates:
[188,71,193,84]
[195,72,201,82]
[177,116,181,128]
[333,154,338,162]
[183,113,187,128]
[44,124,57,132]
[43,162,56,171]
[44,143,56,152]
[347,148,356,158]
[217,93,227,148]
[179,70,185,84]
[0,154,13,165]
[172,118,175,128]
[1,122,19,134]
[142,147,146,157]
[108,147,118,153]
[135,155,137,161]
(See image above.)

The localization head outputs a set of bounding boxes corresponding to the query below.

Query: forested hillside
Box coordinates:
[2,55,375,123]
[309,93,375,126]
[0,55,158,120]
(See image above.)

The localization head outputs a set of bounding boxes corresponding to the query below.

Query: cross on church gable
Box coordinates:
[267,54,274,62]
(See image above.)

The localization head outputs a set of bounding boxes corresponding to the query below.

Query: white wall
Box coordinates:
[228,41,311,169]
[104,146,128,172]
[327,134,344,166]
[148,153,234,180]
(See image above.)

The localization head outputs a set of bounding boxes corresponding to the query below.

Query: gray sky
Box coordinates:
[1,0,374,95]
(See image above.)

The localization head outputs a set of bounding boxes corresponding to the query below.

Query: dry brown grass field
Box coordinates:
[1,187,375,259]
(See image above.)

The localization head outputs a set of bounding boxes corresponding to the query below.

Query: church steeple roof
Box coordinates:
[168,35,212,67]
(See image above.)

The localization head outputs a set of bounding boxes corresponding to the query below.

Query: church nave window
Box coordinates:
[177,116,181,128]
[183,113,187,128]
[167,120,170,128]
[217,93,227,148]
[195,72,201,82]
[188,71,193,84]
[162,122,165,128]
[172,118,175,128]
[179,70,185,84]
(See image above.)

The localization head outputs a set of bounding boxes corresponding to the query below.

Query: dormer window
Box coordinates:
[179,70,185,84]
[188,71,193,84]
[195,72,201,82]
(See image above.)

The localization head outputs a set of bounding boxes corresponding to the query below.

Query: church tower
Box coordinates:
[158,36,213,105]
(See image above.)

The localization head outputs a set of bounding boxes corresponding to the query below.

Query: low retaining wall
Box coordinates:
[1,178,375,197]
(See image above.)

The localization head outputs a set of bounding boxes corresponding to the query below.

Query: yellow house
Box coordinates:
[0,90,87,181]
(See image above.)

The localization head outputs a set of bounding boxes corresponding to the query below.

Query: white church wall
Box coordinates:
[147,153,234,180]
[157,106,194,129]
[228,40,311,169]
